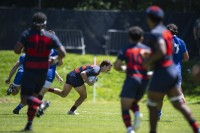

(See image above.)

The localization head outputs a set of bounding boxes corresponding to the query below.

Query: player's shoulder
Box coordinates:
[92,65,100,71]
[138,43,150,49]
[42,30,58,40]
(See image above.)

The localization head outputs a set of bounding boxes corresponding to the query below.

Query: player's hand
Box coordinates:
[49,56,59,65]
[57,77,63,82]
[5,79,10,84]
[87,81,94,86]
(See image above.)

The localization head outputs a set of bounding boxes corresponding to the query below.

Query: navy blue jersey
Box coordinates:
[18,53,25,72]
[18,28,62,71]
[117,43,150,79]
[144,24,173,68]
[74,65,100,77]
[173,35,188,72]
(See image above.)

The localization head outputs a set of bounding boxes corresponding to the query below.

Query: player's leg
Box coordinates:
[167,87,200,133]
[147,91,165,133]
[22,71,49,131]
[121,98,136,133]
[49,83,72,97]
[38,80,52,100]
[68,84,87,115]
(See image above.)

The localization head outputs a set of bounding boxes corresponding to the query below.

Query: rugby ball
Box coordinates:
[88,76,98,83]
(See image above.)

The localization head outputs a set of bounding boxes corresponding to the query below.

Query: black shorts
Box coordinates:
[120,76,148,100]
[21,70,47,96]
[66,72,84,88]
[147,65,179,93]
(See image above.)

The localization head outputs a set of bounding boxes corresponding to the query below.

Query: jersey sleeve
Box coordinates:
[117,48,126,61]
[85,66,100,76]
[19,54,25,64]
[51,35,63,49]
[180,39,188,53]
[18,30,28,46]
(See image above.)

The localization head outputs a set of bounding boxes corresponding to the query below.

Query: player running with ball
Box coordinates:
[114,26,151,133]
[48,60,112,115]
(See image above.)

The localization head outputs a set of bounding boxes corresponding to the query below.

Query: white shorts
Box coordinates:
[43,80,52,89]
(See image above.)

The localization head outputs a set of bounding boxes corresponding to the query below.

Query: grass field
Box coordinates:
[0,51,200,133]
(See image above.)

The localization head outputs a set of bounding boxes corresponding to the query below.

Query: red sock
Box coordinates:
[131,103,139,113]
[191,121,199,133]
[122,110,131,128]
[27,96,42,122]
[48,88,54,92]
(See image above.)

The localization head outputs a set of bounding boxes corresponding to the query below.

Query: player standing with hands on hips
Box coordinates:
[143,6,200,133]
[14,12,66,131]
[114,26,150,133]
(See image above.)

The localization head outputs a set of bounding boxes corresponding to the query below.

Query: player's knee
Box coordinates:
[60,91,68,98]
[81,94,87,100]
[147,98,158,108]
[170,95,183,109]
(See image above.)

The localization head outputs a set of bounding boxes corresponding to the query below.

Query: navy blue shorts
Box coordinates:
[21,70,47,96]
[13,71,23,86]
[120,76,149,100]
[66,72,84,87]
[148,65,179,93]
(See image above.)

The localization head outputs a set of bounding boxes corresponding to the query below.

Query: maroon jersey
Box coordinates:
[18,29,62,71]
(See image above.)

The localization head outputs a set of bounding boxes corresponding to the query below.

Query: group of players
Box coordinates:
[4,5,200,133]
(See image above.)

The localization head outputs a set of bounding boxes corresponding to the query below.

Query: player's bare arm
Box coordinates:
[14,42,24,54]
[5,61,20,84]
[80,71,93,86]
[182,52,189,62]
[113,59,126,72]
[55,71,63,82]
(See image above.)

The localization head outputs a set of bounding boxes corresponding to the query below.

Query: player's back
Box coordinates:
[122,43,149,79]
[21,28,61,71]
[74,65,100,76]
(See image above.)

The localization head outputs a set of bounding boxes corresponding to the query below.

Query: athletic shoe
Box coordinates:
[23,123,32,131]
[6,84,14,95]
[13,108,19,114]
[36,101,50,117]
[133,112,141,131]
[67,110,79,115]
[127,127,135,133]
[157,111,162,120]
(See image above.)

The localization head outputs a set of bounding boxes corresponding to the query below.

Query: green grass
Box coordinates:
[0,50,200,133]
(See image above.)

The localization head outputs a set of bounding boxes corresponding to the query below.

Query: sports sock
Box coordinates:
[48,88,54,92]
[189,120,199,133]
[15,103,24,111]
[150,131,156,133]
[38,95,43,100]
[70,105,77,112]
[27,96,42,123]
[122,110,131,128]
[131,103,139,113]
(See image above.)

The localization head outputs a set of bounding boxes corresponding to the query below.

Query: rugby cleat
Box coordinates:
[23,123,32,132]
[13,108,20,114]
[127,127,135,133]
[67,110,79,115]
[36,101,50,117]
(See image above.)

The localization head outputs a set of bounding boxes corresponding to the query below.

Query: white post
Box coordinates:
[93,56,97,103]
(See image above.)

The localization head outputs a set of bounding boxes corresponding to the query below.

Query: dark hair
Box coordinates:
[100,60,112,67]
[147,14,163,24]
[32,12,47,29]
[128,26,143,42]
[167,23,178,35]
